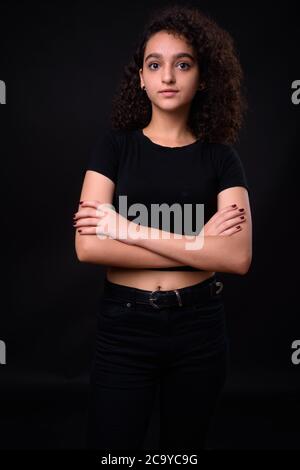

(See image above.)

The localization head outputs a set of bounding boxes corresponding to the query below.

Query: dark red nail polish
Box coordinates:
[79,201,83,204]
[239,208,244,212]
[232,204,237,208]
[240,216,244,219]
[236,225,241,229]
[78,229,82,232]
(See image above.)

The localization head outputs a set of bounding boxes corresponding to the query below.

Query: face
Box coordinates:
[139,30,201,111]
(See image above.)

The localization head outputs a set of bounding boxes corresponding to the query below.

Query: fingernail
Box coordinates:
[239,208,244,212]
[78,229,82,233]
[236,225,241,229]
[232,204,237,208]
[79,201,83,205]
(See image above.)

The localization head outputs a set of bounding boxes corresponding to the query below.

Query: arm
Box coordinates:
[78,235,190,269]
[76,171,251,273]
[75,170,187,269]
[127,186,252,275]
[133,230,247,274]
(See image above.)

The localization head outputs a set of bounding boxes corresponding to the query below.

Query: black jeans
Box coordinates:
[85,274,229,451]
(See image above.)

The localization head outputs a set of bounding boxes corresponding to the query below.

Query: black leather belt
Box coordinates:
[103,274,224,310]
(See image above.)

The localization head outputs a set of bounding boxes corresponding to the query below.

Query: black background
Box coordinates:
[1,0,299,450]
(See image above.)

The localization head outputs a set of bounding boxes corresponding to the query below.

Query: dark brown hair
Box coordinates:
[110,3,248,145]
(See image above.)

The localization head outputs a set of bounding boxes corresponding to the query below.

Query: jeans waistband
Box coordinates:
[103,274,224,310]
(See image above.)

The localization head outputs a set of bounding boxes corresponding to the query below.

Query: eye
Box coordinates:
[147,62,191,71]
[148,62,159,70]
[178,62,191,70]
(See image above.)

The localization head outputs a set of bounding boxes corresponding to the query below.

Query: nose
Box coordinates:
[161,64,176,84]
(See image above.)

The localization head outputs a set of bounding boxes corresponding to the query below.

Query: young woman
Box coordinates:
[74,4,252,451]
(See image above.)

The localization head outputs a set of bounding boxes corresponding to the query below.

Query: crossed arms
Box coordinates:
[75,171,252,275]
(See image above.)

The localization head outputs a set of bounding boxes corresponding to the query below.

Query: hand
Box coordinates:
[199,204,246,237]
[73,200,139,243]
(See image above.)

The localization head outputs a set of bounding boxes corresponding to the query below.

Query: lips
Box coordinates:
[159,90,179,97]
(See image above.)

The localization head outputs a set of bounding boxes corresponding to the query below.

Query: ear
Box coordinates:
[139,68,143,88]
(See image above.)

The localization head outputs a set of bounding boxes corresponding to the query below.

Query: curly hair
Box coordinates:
[109,3,248,145]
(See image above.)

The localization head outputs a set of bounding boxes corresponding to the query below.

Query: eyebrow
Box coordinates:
[145,52,195,62]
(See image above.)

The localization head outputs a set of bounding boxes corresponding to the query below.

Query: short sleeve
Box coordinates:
[214,144,250,194]
[86,129,119,184]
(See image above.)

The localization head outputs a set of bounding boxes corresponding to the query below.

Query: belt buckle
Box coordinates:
[173,289,183,307]
[149,290,161,309]
[149,288,183,309]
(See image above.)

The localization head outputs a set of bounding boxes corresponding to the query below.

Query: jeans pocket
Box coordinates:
[192,285,224,315]
[99,297,134,320]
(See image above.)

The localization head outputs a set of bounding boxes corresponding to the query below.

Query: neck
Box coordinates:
[145,105,193,141]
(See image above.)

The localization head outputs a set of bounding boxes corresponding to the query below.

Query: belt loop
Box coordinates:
[210,279,223,296]
[215,281,223,294]
[173,289,183,307]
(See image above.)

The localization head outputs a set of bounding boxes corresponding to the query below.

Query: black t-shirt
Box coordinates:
[86,128,250,272]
